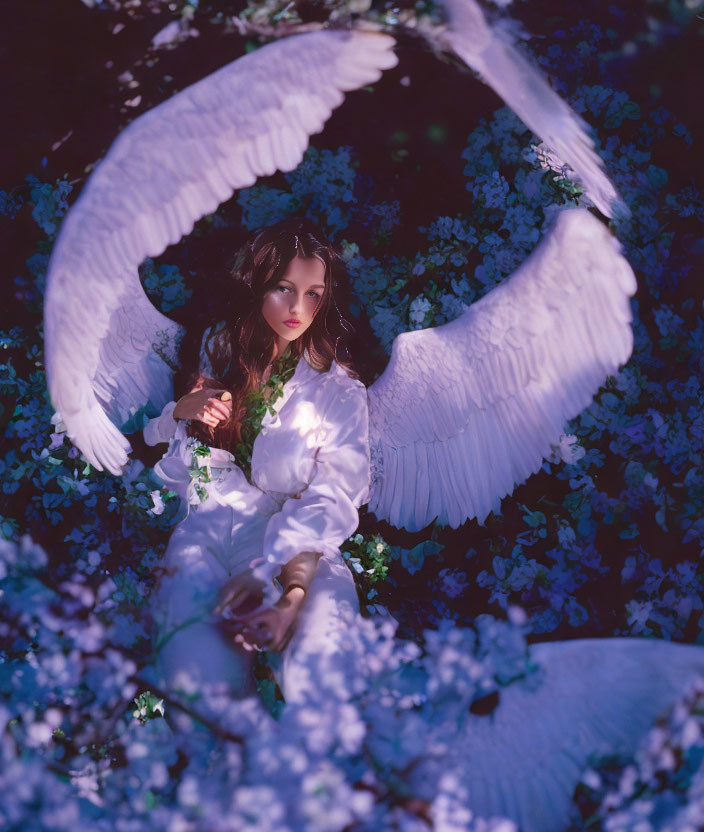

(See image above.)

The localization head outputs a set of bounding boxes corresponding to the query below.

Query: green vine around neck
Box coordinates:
[232,349,299,482]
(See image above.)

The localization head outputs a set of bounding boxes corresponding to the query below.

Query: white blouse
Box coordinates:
[143,349,371,600]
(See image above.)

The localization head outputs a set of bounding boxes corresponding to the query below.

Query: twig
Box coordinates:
[132,674,246,745]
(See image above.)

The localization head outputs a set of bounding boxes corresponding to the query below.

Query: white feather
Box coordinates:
[440,0,629,219]
[367,209,637,531]
[408,637,704,831]
[44,30,399,474]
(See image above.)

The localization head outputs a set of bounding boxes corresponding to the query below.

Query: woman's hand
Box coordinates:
[173,383,232,428]
[219,588,306,653]
[214,554,321,652]
[214,570,267,619]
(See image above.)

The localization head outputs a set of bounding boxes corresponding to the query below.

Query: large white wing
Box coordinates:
[366,209,636,531]
[439,0,627,219]
[409,638,704,831]
[44,30,398,476]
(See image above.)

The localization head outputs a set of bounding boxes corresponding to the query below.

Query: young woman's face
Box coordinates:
[261,255,326,348]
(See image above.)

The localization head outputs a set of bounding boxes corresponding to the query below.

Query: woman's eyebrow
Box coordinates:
[279,278,325,289]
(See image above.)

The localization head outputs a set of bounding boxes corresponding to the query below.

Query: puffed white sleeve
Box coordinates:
[143,400,179,446]
[251,377,371,601]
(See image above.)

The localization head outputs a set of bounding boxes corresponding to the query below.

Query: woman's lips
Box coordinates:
[283,320,301,328]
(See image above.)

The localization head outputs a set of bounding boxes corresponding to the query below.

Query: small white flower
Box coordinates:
[556,433,586,464]
[149,490,165,516]
[50,411,67,433]
[531,142,574,178]
[348,557,364,574]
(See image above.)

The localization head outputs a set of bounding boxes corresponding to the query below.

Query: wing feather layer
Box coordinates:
[367,209,636,530]
[441,0,629,219]
[408,639,704,831]
[44,31,398,474]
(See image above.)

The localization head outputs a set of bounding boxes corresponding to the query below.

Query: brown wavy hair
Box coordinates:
[174,217,364,453]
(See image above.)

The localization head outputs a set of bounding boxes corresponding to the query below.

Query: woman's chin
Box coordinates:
[281,326,302,337]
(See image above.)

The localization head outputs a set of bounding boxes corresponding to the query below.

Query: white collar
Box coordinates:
[301,349,346,380]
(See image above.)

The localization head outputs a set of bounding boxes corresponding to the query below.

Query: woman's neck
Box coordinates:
[261,338,291,385]
[271,336,291,362]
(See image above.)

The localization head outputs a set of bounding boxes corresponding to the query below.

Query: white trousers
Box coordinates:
[147,496,360,718]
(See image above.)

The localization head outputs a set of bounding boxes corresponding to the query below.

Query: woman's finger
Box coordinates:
[235,595,266,618]
[207,399,231,419]
[249,611,277,632]
[238,617,275,647]
[203,407,226,423]
[221,578,253,605]
[222,586,247,609]
[215,589,246,618]
[205,403,229,421]
[203,388,230,406]
[216,583,240,607]
[233,630,258,652]
[233,633,251,650]
[226,612,266,634]
[241,629,265,652]
[215,594,241,617]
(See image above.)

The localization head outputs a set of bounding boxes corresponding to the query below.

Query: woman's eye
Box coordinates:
[276,286,319,299]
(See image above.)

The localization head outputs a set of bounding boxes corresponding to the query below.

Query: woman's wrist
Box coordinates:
[173,397,188,421]
[275,552,321,602]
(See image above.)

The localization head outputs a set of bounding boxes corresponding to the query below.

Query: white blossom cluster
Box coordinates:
[2,534,534,831]
[571,679,704,831]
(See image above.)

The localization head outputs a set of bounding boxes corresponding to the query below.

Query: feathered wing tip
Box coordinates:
[43,30,399,475]
[367,208,637,531]
[408,637,704,831]
[440,0,630,220]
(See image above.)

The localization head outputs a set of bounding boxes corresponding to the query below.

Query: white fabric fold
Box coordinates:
[144,353,370,605]
[143,399,179,447]
[251,377,370,603]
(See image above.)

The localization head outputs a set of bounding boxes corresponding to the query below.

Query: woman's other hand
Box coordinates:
[214,570,266,618]
[173,383,232,428]
[217,587,306,653]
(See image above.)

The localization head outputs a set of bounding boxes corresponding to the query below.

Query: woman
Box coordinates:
[143,217,371,711]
